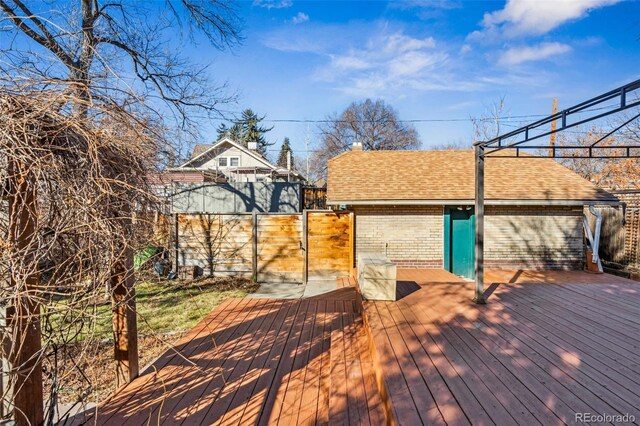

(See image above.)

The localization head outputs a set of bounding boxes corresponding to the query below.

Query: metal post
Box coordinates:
[174,213,179,272]
[474,145,486,304]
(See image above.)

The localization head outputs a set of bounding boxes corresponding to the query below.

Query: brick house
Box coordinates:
[326,149,619,278]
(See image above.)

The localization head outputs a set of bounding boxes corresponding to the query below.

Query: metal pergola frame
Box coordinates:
[472,79,640,303]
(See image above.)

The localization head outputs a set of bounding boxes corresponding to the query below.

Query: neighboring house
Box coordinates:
[150,137,305,214]
[327,148,619,278]
[174,136,304,183]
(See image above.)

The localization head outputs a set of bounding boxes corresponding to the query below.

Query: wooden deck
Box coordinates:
[363,269,640,425]
[75,268,640,425]
[72,289,385,425]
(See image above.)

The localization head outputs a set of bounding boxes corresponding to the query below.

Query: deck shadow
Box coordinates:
[396,281,421,300]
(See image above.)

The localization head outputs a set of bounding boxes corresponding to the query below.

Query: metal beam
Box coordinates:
[472,78,640,305]
[478,79,640,157]
[474,145,486,304]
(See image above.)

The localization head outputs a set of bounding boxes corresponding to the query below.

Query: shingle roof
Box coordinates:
[327,150,618,204]
[190,144,214,159]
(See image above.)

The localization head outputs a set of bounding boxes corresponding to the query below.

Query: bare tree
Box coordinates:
[0,2,242,423]
[0,86,162,424]
[311,99,421,181]
[471,96,508,143]
[431,139,472,150]
[558,121,640,190]
[0,0,242,134]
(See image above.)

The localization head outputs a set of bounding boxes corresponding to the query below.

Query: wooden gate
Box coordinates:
[305,210,353,281]
[256,214,304,283]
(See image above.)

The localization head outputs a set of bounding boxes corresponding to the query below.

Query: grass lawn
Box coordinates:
[47,275,259,408]
[84,275,259,339]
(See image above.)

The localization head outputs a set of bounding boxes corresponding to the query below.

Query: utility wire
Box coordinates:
[261,103,624,124]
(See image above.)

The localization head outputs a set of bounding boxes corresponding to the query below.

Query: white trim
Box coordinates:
[180,137,275,170]
[327,199,621,206]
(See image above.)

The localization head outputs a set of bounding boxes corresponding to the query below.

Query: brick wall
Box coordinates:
[353,205,444,268]
[485,205,584,270]
[353,204,584,271]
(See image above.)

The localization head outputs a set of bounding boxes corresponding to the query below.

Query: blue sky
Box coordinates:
[192,0,640,160]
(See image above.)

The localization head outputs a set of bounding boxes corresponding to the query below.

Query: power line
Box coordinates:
[261,103,623,124]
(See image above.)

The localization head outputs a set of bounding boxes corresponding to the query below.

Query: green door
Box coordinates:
[444,207,475,279]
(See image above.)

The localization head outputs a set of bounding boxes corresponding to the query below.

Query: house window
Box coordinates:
[218,157,227,167]
[229,157,239,167]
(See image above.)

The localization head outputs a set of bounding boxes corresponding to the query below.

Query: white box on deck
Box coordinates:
[357,252,397,301]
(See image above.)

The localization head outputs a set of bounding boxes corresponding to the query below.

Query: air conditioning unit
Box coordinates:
[247,141,258,150]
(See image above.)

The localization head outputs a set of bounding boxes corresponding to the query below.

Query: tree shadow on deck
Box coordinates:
[366,274,640,425]
[66,296,381,425]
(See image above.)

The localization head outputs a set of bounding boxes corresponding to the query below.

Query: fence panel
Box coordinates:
[306,211,353,280]
[176,214,253,276]
[256,214,304,283]
[625,209,640,267]
[592,206,626,264]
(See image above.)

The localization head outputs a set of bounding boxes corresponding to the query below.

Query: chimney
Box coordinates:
[247,141,258,151]
[352,141,363,151]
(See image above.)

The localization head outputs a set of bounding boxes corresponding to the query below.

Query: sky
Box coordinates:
[1,0,638,162]
[190,0,640,162]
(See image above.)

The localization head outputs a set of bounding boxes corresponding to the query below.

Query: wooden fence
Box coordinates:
[624,208,640,267]
[593,205,640,268]
[172,210,353,283]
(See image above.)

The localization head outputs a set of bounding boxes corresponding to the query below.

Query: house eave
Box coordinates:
[326,199,622,206]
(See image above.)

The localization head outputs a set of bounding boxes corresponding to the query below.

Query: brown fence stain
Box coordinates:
[307,211,352,280]
[256,214,304,283]
[166,211,354,283]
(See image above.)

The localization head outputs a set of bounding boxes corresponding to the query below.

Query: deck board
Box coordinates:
[361,269,640,425]
[76,286,385,425]
[73,269,640,425]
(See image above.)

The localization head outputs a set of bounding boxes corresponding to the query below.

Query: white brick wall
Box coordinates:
[353,205,444,268]
[485,205,584,269]
[353,204,584,270]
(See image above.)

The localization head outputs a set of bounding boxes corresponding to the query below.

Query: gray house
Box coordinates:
[154,137,305,214]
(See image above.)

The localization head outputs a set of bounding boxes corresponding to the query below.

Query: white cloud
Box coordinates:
[253,0,293,9]
[460,44,472,54]
[471,0,620,39]
[499,42,572,65]
[291,12,309,24]
[307,31,452,96]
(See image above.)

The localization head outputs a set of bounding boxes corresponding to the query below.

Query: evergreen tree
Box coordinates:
[216,123,229,141]
[277,137,295,169]
[228,122,243,142]
[236,109,274,155]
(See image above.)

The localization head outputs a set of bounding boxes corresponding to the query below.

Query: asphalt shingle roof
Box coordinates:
[327,150,617,203]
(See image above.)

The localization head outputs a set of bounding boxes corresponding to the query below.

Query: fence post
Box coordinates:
[111,245,139,388]
[252,212,258,282]
[7,158,44,426]
[174,213,179,272]
[303,210,308,285]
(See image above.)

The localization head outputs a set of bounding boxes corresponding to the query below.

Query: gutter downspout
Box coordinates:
[584,206,603,273]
